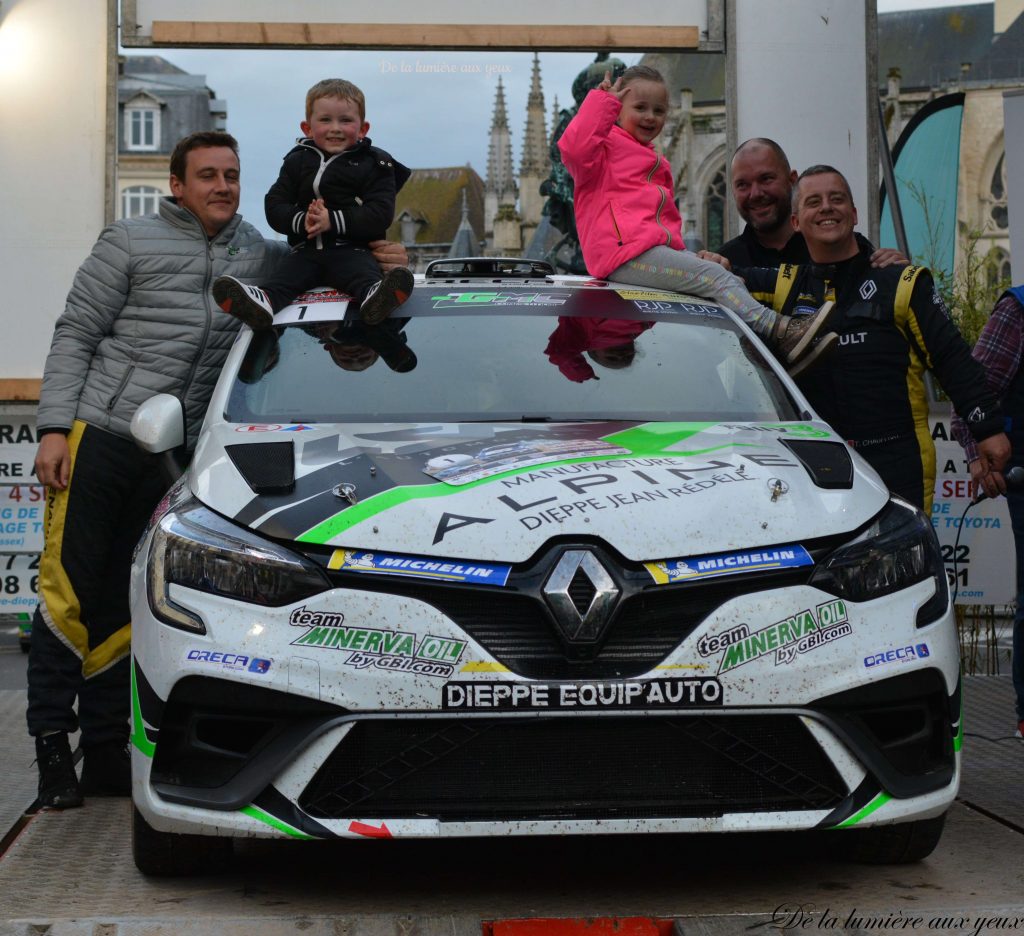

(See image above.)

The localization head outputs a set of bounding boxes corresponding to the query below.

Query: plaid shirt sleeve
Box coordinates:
[951,292,1024,462]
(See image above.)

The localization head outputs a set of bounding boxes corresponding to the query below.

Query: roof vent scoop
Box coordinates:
[225,441,295,495]
[780,439,854,489]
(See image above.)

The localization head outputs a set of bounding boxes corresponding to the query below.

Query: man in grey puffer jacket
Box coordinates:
[25,131,282,809]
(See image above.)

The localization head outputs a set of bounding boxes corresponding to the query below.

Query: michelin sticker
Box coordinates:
[424,439,630,486]
[700,598,851,674]
[864,643,930,668]
[288,607,467,678]
[646,545,813,584]
[328,549,511,586]
[442,677,722,711]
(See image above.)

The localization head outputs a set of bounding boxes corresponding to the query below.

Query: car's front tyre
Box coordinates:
[132,806,232,877]
[837,812,947,864]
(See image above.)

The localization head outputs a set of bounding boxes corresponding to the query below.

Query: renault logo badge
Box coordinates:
[543,550,619,643]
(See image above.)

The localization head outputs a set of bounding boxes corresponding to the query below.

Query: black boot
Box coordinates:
[34,733,83,809]
[80,739,131,796]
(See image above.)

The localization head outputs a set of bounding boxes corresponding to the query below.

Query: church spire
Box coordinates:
[519,53,550,177]
[485,76,516,202]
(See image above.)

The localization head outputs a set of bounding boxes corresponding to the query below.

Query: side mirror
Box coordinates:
[130,394,185,454]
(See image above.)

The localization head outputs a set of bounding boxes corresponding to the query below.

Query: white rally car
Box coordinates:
[128,258,958,875]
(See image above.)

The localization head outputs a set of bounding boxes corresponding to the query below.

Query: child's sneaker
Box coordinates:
[213,275,275,330]
[772,300,839,377]
[359,268,414,325]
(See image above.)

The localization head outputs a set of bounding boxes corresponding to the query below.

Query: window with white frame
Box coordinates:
[121,186,163,219]
[125,102,160,151]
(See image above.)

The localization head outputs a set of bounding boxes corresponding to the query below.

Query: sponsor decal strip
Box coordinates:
[442,677,723,711]
[328,549,511,586]
[703,599,851,674]
[288,609,468,679]
[863,643,930,669]
[297,423,754,544]
[646,545,813,585]
[185,649,273,673]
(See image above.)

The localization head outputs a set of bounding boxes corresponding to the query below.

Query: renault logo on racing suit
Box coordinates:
[543,550,619,643]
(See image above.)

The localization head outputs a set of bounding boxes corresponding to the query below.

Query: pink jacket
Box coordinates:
[558,89,684,279]
[544,317,654,382]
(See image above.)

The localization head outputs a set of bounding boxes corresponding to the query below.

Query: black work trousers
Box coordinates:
[262,242,382,312]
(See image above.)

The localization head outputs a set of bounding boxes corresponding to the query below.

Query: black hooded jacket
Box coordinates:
[265,137,411,248]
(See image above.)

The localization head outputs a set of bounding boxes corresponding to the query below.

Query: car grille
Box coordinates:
[298,715,846,821]
[324,565,813,679]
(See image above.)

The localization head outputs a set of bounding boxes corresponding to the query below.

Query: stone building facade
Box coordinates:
[116,55,226,220]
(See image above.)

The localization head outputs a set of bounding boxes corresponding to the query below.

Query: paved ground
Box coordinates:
[0,677,1020,934]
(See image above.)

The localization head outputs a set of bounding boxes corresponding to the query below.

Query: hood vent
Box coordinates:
[225,442,295,495]
[780,439,854,489]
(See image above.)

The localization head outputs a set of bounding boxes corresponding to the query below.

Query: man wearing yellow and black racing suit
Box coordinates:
[740,165,1009,513]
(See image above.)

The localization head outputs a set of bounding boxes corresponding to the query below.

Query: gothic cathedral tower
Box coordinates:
[518,53,551,243]
[484,76,520,255]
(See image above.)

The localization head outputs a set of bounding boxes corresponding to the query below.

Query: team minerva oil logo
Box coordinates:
[288,606,467,679]
[698,598,851,674]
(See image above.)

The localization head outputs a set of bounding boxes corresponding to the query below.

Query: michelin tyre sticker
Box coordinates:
[646,545,813,584]
[328,549,511,586]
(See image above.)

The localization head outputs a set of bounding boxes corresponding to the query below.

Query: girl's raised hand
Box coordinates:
[598,70,630,100]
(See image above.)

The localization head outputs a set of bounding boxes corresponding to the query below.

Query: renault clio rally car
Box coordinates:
[128,258,958,875]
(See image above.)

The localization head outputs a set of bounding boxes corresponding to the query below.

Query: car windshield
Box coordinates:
[225,309,800,423]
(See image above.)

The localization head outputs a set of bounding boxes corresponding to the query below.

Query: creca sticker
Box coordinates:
[288,609,467,679]
[423,439,630,486]
[430,291,571,309]
[442,677,723,711]
[328,549,511,587]
[703,598,851,674]
[185,649,272,674]
[234,424,282,432]
[646,545,813,584]
[864,643,930,668]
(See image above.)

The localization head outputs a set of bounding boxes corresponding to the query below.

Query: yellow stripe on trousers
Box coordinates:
[37,420,132,678]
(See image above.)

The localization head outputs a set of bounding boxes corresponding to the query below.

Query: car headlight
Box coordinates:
[147,497,331,633]
[808,497,948,626]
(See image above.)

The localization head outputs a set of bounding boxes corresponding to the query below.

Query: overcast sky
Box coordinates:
[158,48,636,236]
[153,0,982,235]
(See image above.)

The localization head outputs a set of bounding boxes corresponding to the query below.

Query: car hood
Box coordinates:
[189,420,887,563]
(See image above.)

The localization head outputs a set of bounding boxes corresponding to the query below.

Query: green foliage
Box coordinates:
[957,604,1011,676]
[901,181,1008,346]
[937,224,1008,347]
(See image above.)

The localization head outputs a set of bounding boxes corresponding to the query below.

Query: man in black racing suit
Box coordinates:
[740,165,1009,513]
